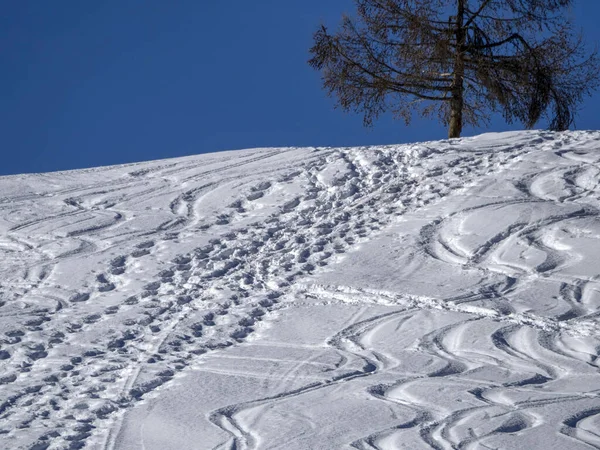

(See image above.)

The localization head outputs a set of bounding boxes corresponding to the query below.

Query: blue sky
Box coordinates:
[2,1,599,175]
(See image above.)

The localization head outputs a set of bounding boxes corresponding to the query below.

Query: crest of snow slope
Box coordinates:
[1,131,600,449]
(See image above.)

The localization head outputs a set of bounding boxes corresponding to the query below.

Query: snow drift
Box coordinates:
[1,131,600,449]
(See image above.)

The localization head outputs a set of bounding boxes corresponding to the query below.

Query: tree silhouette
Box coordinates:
[309,0,599,138]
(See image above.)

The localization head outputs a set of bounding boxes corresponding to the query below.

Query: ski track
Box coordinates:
[1,131,600,449]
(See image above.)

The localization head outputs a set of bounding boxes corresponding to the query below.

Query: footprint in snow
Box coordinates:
[109,255,127,275]
[131,240,155,257]
[69,292,90,303]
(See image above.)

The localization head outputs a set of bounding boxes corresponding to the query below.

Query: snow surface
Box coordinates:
[2,131,600,449]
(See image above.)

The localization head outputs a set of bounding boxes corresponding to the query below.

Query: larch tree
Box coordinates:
[308,0,599,138]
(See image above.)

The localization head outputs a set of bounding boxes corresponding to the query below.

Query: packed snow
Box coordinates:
[2,130,600,449]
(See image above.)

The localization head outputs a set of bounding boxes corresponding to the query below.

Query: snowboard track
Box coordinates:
[1,131,600,449]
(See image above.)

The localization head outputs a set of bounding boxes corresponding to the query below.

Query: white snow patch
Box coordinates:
[1,131,600,449]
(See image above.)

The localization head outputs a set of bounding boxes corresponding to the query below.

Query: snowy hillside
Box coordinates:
[2,131,600,450]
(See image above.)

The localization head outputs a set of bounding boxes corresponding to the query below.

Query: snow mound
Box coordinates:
[2,130,600,449]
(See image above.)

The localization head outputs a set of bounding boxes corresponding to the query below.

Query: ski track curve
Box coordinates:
[1,131,600,449]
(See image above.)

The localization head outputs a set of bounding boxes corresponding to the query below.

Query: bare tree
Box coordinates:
[309,0,599,138]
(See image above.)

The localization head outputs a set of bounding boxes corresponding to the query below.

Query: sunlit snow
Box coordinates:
[2,131,600,449]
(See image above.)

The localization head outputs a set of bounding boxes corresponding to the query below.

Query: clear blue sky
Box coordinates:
[2,1,599,175]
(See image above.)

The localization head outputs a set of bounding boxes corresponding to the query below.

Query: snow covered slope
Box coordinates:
[2,131,600,449]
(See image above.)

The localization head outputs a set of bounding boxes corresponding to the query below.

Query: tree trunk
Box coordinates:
[449,0,466,139]
[448,90,463,138]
